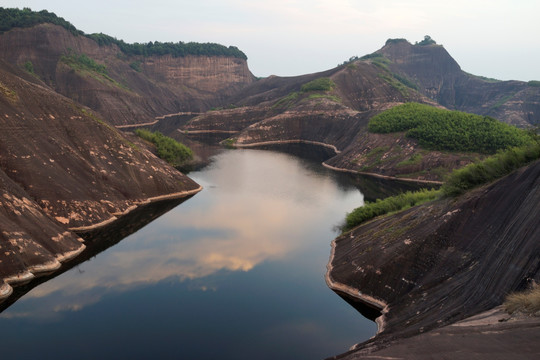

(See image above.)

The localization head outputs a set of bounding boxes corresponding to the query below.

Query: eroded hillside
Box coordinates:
[0,23,255,125]
[0,59,201,301]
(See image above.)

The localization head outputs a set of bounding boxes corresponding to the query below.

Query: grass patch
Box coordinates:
[504,286,540,315]
[369,102,534,154]
[222,138,236,148]
[527,80,540,87]
[396,153,423,168]
[273,91,300,109]
[0,81,18,103]
[343,188,441,232]
[300,77,336,92]
[61,51,130,90]
[306,93,341,103]
[442,142,540,196]
[135,129,193,166]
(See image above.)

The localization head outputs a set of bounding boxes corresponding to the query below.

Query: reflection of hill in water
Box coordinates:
[0,197,192,313]
[246,142,432,202]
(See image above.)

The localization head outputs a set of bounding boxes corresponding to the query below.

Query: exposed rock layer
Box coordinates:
[327,160,540,358]
[0,24,255,125]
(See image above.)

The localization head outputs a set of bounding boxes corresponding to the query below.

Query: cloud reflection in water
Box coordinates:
[1,149,364,319]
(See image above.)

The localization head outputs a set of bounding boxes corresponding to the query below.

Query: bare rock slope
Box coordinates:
[0,59,201,301]
[327,159,540,359]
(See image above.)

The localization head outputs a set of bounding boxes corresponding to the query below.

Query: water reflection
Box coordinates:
[2,150,364,319]
[0,149,376,359]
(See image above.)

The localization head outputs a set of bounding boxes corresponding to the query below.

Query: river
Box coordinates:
[0,148,381,359]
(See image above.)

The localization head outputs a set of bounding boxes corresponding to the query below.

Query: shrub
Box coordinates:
[442,142,540,196]
[369,103,534,154]
[135,129,193,166]
[23,60,34,73]
[504,286,540,315]
[343,188,441,232]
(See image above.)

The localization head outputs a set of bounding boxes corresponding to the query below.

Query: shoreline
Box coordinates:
[1,185,202,302]
[322,162,444,185]
[325,236,389,338]
[233,139,341,154]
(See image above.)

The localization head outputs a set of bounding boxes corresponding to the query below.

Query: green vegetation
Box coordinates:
[385,38,409,45]
[396,153,423,168]
[369,103,534,153]
[61,52,107,74]
[273,77,338,109]
[343,188,441,232]
[300,77,336,92]
[135,129,193,166]
[0,8,247,60]
[88,32,248,59]
[0,80,18,102]
[307,93,341,102]
[129,61,142,72]
[441,141,540,196]
[504,286,540,315]
[528,80,540,87]
[23,60,34,73]
[60,50,130,90]
[416,35,436,46]
[0,7,82,35]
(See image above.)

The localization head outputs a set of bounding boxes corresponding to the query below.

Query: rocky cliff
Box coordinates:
[0,23,255,125]
[377,39,540,127]
[0,59,201,302]
[327,159,540,358]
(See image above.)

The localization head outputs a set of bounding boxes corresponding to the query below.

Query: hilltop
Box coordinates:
[0,8,255,126]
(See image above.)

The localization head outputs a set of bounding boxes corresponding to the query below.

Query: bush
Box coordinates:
[442,142,540,196]
[504,286,540,315]
[135,129,193,166]
[343,188,441,231]
[369,103,534,154]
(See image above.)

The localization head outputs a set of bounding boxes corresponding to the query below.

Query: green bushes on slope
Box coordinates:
[368,103,533,153]
[135,129,193,166]
[343,141,540,231]
[343,188,441,232]
[442,142,540,196]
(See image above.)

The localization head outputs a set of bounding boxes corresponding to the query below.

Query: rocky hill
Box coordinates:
[326,159,540,359]
[0,22,255,126]
[0,58,201,302]
[376,38,540,127]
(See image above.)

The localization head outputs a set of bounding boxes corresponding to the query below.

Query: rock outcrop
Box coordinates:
[0,59,201,301]
[326,159,540,358]
[377,39,540,127]
[0,23,255,125]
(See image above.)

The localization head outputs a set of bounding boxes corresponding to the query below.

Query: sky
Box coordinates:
[3,0,540,81]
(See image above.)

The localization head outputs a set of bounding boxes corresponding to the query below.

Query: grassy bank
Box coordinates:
[135,129,193,166]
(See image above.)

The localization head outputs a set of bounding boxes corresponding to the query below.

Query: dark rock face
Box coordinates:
[0,59,201,301]
[327,160,540,358]
[0,24,255,125]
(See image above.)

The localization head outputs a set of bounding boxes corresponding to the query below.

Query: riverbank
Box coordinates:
[0,186,202,304]
[327,159,540,358]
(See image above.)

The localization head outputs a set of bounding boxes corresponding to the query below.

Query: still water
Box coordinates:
[0,148,376,359]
